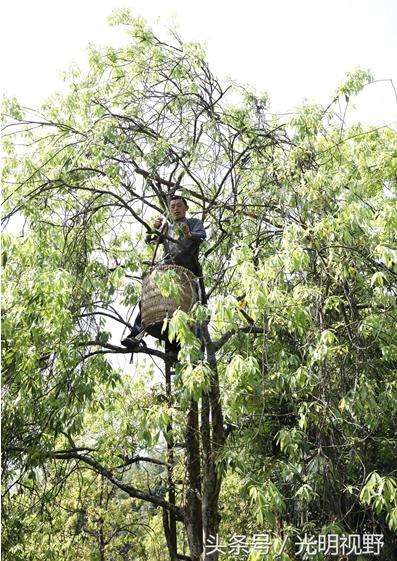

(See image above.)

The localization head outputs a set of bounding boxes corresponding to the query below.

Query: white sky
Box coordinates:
[1,0,397,125]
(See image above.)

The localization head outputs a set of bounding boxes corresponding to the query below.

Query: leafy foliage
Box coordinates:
[2,10,397,561]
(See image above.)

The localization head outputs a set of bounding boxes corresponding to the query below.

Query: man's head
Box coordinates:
[169,195,188,220]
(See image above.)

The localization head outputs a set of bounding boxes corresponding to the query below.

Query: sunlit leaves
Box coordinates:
[249,482,286,526]
[360,472,397,531]
[335,67,374,100]
[177,362,211,403]
[153,268,184,302]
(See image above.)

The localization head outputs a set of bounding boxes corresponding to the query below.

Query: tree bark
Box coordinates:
[166,360,178,559]
[185,399,203,561]
[162,508,179,561]
[201,325,226,561]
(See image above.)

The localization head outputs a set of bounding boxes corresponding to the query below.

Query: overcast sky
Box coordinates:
[1,0,397,125]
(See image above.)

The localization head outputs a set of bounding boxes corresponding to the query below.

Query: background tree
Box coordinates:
[2,10,397,561]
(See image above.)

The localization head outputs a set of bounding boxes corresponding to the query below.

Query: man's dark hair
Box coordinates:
[170,195,188,207]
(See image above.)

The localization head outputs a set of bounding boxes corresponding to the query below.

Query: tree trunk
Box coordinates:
[185,399,203,561]
[162,509,179,561]
[165,360,177,559]
[201,326,226,561]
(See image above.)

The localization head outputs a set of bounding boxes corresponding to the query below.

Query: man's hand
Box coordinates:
[153,217,163,230]
[179,223,191,238]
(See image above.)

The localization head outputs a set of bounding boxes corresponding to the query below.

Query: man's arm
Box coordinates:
[186,219,206,242]
[145,232,160,244]
[145,218,166,244]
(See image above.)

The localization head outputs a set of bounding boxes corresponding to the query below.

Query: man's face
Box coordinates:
[169,198,187,220]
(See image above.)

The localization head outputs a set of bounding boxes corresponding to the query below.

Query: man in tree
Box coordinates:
[121,195,206,351]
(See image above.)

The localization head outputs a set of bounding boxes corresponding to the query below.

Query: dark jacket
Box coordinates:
[147,217,206,276]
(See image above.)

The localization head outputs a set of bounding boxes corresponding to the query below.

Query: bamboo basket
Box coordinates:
[141,264,198,333]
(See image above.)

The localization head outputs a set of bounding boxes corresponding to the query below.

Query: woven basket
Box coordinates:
[141,264,198,330]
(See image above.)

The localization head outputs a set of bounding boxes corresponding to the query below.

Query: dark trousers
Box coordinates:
[130,306,180,354]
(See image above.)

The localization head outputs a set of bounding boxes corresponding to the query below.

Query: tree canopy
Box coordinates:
[2,10,397,561]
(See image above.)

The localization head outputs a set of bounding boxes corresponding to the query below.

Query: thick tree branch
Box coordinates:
[116,455,171,469]
[214,325,265,351]
[76,340,171,362]
[51,450,184,521]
